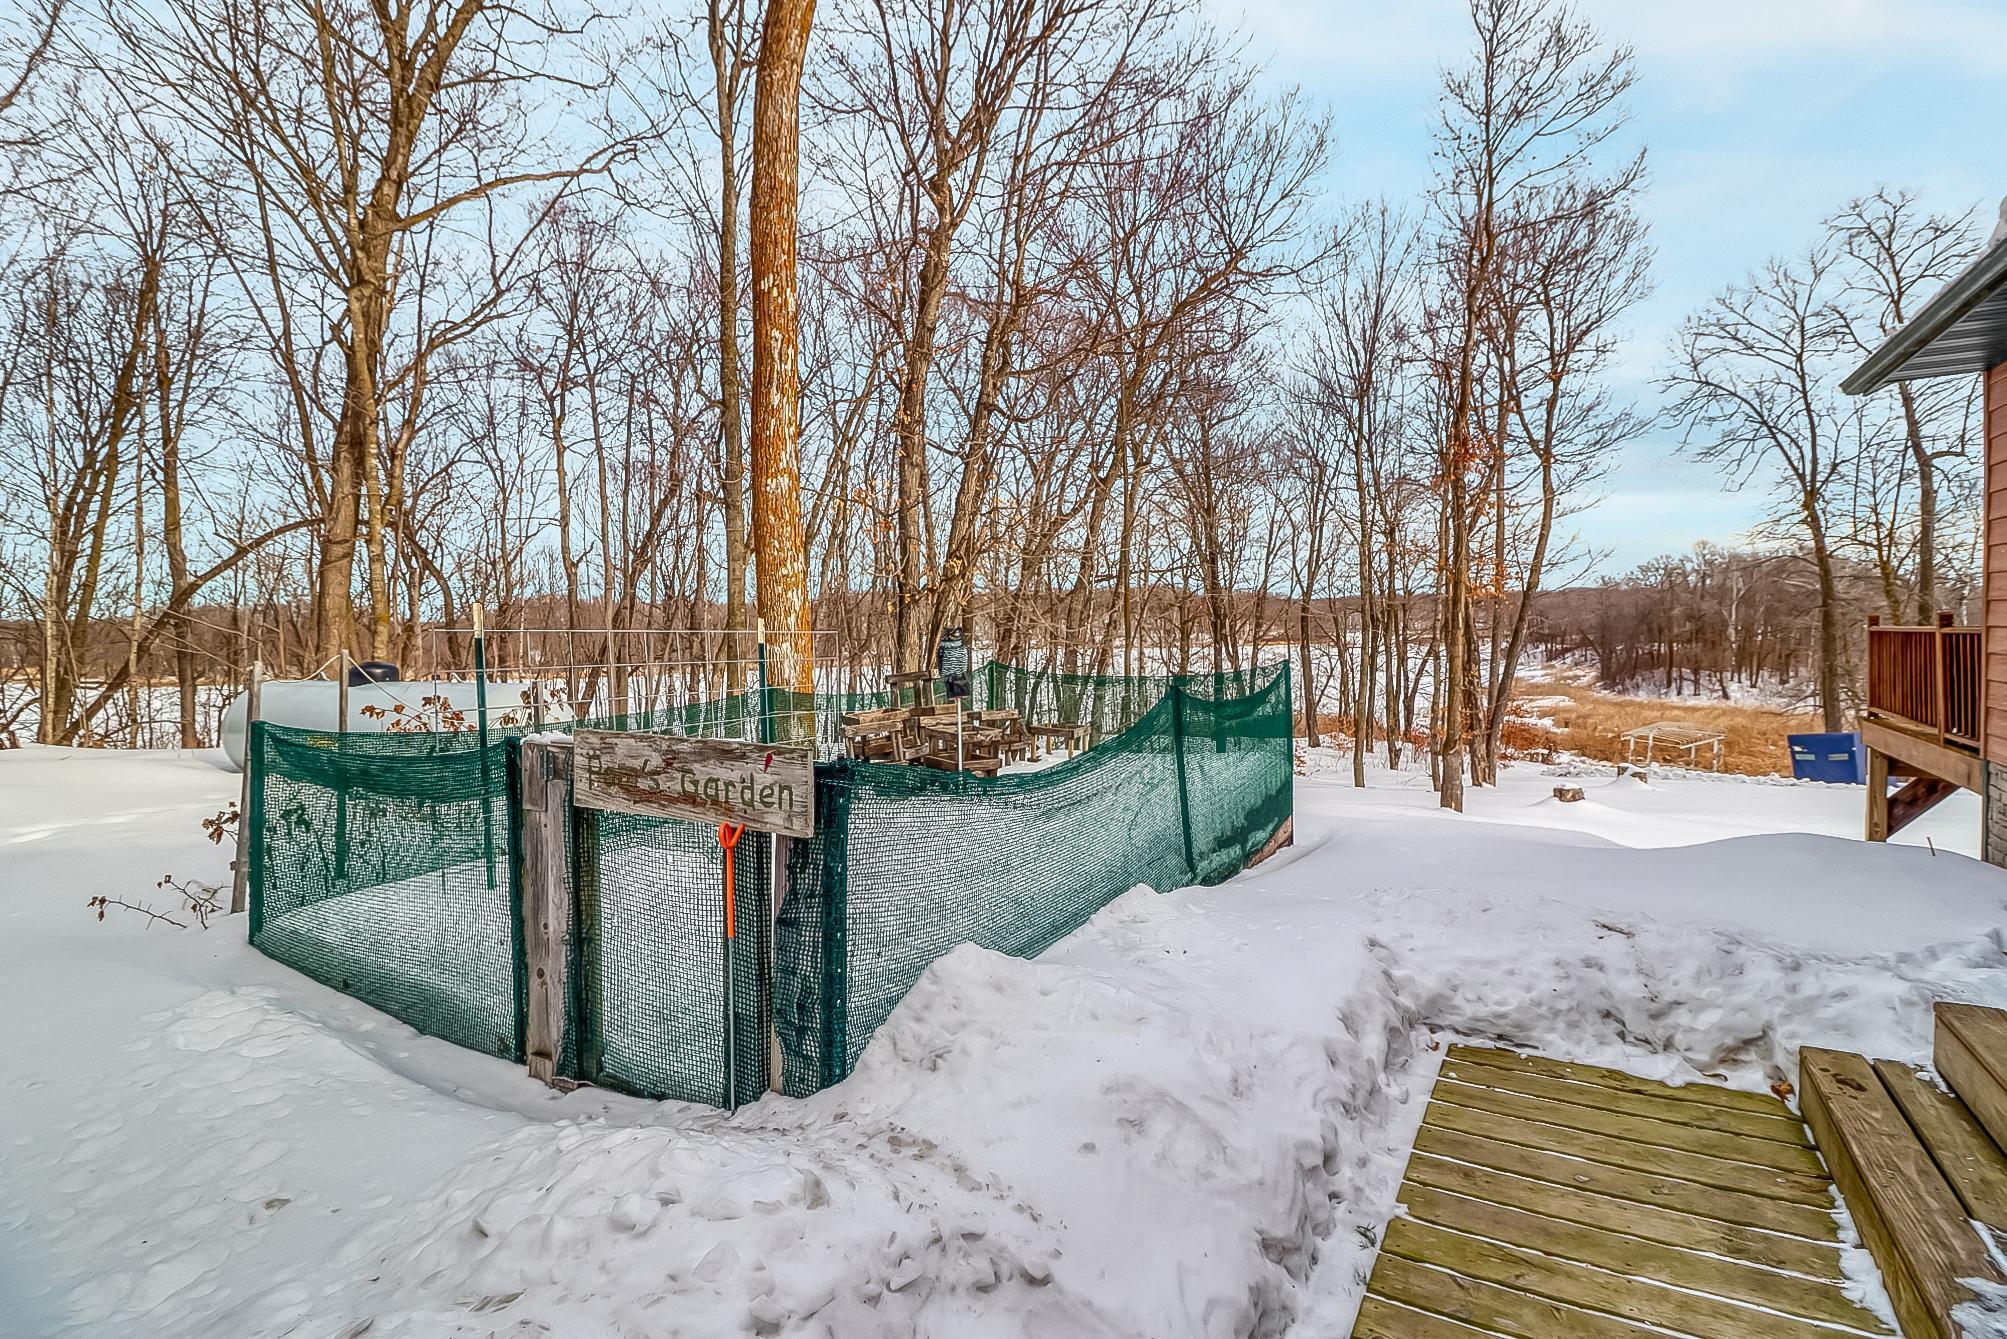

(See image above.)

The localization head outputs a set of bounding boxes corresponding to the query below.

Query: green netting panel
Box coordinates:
[247,722,524,1060]
[778,663,1292,1091]
[574,811,772,1104]
[1176,671,1296,881]
[772,768,852,1095]
[984,661,1283,744]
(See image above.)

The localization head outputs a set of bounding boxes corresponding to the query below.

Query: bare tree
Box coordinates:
[1428,0,1639,809]
[1829,187,1979,621]
[1470,170,1651,781]
[1664,249,1855,730]
[1301,201,1421,783]
[101,0,645,667]
[0,0,63,138]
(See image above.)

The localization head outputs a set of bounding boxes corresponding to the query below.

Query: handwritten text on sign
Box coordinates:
[572,731,815,838]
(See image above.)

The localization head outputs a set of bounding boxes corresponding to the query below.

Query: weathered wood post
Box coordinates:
[230,659,263,915]
[517,735,574,1088]
[754,626,786,1095]
[1866,747,1891,842]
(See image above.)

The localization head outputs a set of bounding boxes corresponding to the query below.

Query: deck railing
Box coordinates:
[1866,613,1981,751]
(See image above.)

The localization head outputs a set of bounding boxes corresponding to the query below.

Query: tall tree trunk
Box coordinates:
[316,255,391,671]
[154,310,198,746]
[1899,383,1938,622]
[1808,508,1844,731]
[892,219,954,672]
[712,0,749,647]
[749,0,817,706]
[1298,596,1318,746]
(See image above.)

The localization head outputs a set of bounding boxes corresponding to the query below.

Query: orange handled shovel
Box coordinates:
[717,822,745,1110]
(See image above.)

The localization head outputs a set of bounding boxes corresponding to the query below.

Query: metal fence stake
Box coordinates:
[230,659,262,916]
[474,601,495,888]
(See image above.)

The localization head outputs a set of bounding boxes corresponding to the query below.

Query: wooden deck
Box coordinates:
[1355,1045,1894,1338]
[1862,614,1984,841]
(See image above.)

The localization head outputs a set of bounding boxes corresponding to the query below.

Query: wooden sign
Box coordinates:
[572,730,816,838]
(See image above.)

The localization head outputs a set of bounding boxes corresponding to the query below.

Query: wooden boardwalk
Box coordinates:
[1355,1045,1895,1338]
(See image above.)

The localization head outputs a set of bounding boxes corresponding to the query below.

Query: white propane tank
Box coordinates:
[217,677,566,771]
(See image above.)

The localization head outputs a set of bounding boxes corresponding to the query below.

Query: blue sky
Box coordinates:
[1205,0,2007,576]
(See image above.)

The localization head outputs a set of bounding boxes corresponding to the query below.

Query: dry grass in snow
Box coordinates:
[1533,683,1826,776]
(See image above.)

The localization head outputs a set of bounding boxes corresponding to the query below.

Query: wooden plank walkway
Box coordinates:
[1355,1045,1896,1338]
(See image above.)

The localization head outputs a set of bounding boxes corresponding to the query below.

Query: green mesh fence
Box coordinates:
[572,810,772,1105]
[247,660,1292,1106]
[984,660,1280,743]
[773,662,1293,1094]
[247,722,525,1059]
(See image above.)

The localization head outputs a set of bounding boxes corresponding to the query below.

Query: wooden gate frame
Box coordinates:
[514,735,790,1096]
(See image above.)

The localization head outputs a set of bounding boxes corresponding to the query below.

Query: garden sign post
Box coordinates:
[571,732,815,837]
[531,731,814,1107]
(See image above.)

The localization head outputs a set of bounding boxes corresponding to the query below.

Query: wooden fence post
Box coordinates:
[518,736,575,1088]
[230,659,262,916]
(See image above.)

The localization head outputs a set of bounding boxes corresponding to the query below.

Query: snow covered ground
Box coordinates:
[4,744,2006,1338]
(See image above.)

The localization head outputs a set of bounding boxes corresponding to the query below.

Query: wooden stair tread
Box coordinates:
[1444,1044,1792,1117]
[1937,1003,2007,1158]
[1382,1218,1871,1339]
[1440,1052,1811,1146]
[1409,1123,1842,1238]
[1350,1293,1499,1338]
[1365,1251,1665,1338]
[1398,1182,1879,1330]
[1874,1057,2007,1230]
[1404,1153,1846,1279]
[1430,1076,1827,1175]
[1422,1097,1835,1203]
[1800,1046,2003,1339]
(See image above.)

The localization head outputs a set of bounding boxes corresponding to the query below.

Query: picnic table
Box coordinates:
[841,703,1044,772]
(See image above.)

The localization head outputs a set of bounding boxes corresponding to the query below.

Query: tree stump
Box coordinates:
[1553,785,1585,802]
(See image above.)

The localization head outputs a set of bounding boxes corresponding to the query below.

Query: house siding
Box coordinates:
[1988,363,2007,770]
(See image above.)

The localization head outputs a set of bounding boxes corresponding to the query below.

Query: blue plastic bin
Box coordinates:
[1787,731,1866,784]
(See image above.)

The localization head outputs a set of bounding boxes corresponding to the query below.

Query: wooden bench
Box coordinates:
[841,721,907,762]
[1027,721,1088,758]
[840,707,915,762]
[916,721,1006,775]
[913,752,1002,777]
[887,670,936,708]
[972,709,1033,762]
